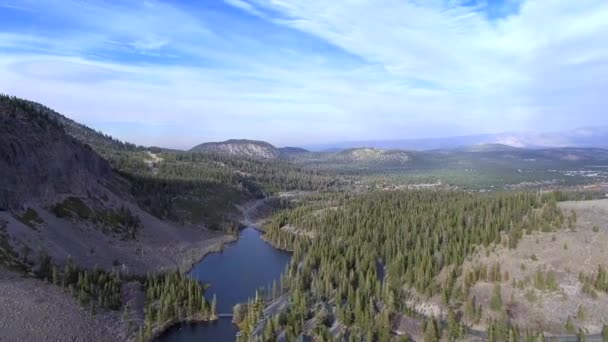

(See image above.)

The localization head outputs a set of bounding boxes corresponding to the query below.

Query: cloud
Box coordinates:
[129,37,169,51]
[235,0,608,127]
[1,0,608,148]
[223,0,265,17]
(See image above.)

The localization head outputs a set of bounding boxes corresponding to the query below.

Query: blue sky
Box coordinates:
[1,0,607,148]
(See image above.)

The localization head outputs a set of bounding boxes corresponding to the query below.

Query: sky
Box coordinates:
[1,0,607,149]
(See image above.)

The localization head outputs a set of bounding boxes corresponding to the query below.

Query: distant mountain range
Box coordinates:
[304,126,608,152]
[185,126,608,161]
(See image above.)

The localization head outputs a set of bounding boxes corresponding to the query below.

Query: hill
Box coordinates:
[291,147,412,172]
[334,147,410,164]
[0,95,233,273]
[279,146,309,155]
[19,98,141,152]
[190,139,282,159]
[0,96,114,211]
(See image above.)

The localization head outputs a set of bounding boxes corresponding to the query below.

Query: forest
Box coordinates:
[89,143,345,231]
[4,94,608,340]
[260,190,593,340]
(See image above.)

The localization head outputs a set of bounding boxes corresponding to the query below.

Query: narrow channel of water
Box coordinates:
[157,227,292,342]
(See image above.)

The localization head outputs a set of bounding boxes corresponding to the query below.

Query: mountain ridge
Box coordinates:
[304,126,608,152]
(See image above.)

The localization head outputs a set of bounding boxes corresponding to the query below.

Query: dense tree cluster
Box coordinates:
[262,190,570,339]
[37,256,122,311]
[233,291,266,340]
[160,152,341,194]
[90,146,345,231]
[138,272,216,341]
[51,196,141,239]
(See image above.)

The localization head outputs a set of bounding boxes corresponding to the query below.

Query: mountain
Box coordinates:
[306,126,608,151]
[190,139,282,159]
[0,96,115,211]
[19,99,141,152]
[279,146,309,155]
[0,95,233,273]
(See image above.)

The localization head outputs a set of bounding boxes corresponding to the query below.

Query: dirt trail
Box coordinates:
[144,151,163,175]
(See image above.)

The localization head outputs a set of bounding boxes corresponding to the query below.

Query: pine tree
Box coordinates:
[424,318,439,342]
[565,316,576,333]
[211,294,217,319]
[447,308,461,340]
[490,284,503,311]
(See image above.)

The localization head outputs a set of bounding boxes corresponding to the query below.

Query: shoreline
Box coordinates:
[149,197,289,341]
[146,314,221,342]
[259,233,295,253]
[180,233,238,275]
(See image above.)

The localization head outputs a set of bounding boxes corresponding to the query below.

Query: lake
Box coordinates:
[157,227,292,341]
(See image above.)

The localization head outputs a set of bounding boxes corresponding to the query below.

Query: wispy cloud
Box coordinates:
[0,0,607,148]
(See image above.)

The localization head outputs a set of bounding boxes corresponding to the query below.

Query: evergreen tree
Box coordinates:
[490,284,503,311]
[424,318,439,342]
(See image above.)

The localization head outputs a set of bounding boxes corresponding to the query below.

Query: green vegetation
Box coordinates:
[293,147,608,190]
[579,265,608,296]
[51,197,93,219]
[138,272,215,341]
[565,316,576,333]
[423,318,439,342]
[15,208,43,230]
[94,146,344,231]
[533,268,559,291]
[463,263,504,288]
[0,220,28,271]
[259,190,569,339]
[51,197,141,239]
[37,256,122,311]
[233,292,266,340]
[490,284,503,311]
[5,94,608,339]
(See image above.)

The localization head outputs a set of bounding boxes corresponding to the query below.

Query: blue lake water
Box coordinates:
[157,227,291,342]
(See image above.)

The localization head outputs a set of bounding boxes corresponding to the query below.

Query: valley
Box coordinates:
[1,95,608,341]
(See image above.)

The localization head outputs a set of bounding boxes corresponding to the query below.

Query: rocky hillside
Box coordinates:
[190,139,283,159]
[0,96,115,211]
[336,148,411,163]
[19,98,141,152]
[0,95,232,274]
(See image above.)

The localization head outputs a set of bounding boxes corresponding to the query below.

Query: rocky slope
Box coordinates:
[0,95,232,272]
[0,95,240,341]
[0,96,115,211]
[20,98,140,152]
